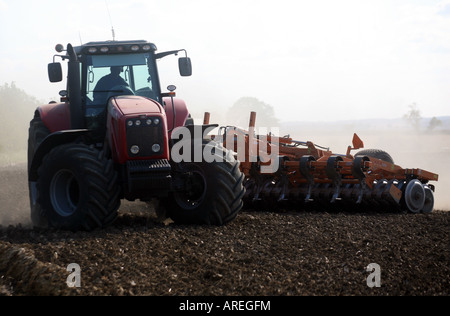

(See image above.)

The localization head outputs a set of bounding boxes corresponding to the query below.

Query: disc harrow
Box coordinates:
[206,112,438,213]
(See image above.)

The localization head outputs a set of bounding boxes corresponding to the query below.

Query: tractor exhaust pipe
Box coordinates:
[67,44,84,129]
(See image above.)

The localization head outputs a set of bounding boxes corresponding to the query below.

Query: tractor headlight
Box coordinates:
[127,120,133,127]
[152,144,161,153]
[146,119,152,125]
[135,120,141,126]
[130,145,140,155]
[153,118,160,125]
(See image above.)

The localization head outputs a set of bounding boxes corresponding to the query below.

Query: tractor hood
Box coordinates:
[106,95,169,164]
[109,95,164,117]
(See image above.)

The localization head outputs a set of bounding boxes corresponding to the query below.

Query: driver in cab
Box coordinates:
[93,66,130,104]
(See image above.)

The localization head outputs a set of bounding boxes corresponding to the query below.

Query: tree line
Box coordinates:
[0,82,41,152]
[403,103,443,132]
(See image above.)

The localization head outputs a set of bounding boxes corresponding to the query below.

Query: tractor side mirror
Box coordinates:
[178,57,192,77]
[48,62,63,83]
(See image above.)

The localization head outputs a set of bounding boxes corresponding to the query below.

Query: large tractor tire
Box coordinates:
[165,141,245,225]
[355,149,394,164]
[31,143,120,231]
[27,114,51,171]
[28,114,50,228]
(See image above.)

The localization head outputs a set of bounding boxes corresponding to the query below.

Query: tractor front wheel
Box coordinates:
[31,143,120,231]
[165,141,245,225]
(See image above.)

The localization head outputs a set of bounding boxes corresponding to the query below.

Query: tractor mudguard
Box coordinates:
[28,129,90,181]
[163,97,190,135]
[38,102,71,133]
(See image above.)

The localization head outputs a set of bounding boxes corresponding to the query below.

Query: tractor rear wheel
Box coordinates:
[27,114,50,171]
[32,143,120,231]
[27,114,50,227]
[355,149,394,164]
[165,141,245,225]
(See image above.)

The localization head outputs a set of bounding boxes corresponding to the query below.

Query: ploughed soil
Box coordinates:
[0,164,449,296]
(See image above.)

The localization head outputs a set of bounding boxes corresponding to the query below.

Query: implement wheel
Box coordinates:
[403,179,425,213]
[421,185,434,213]
[355,149,394,164]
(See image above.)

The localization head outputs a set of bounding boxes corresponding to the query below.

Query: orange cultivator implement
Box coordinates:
[207,112,438,213]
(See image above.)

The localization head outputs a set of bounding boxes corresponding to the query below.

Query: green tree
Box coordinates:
[427,116,442,132]
[226,97,280,129]
[403,103,422,131]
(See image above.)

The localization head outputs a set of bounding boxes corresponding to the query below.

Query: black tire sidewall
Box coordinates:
[169,160,222,224]
[355,149,394,164]
[166,140,244,225]
[27,116,50,172]
[28,115,50,227]
[38,147,93,229]
[36,144,119,231]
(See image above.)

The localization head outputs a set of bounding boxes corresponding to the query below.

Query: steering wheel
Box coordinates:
[135,87,157,100]
[107,85,135,100]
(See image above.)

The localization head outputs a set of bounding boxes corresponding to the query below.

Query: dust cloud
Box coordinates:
[0,83,37,226]
[0,164,30,227]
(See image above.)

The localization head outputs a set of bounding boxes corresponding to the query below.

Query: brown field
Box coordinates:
[0,161,448,296]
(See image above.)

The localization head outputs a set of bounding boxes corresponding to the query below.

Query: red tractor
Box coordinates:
[28,40,245,231]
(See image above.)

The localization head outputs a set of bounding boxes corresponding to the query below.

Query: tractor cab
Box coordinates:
[48,41,192,139]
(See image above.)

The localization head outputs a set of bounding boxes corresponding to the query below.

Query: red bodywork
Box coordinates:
[38,102,71,132]
[163,97,190,137]
[38,95,191,165]
[107,96,168,164]
[106,95,189,164]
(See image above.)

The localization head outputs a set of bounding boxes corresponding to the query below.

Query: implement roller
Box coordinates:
[206,112,438,213]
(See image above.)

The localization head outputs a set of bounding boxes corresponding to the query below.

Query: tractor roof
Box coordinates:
[74,40,157,55]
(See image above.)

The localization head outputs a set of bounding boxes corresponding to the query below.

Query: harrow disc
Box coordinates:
[404,180,426,213]
[422,186,434,213]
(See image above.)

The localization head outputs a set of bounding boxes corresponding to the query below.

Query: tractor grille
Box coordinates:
[127,159,171,174]
[126,159,172,199]
[126,117,164,157]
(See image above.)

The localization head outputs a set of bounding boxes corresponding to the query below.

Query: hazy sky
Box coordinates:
[0,0,449,122]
